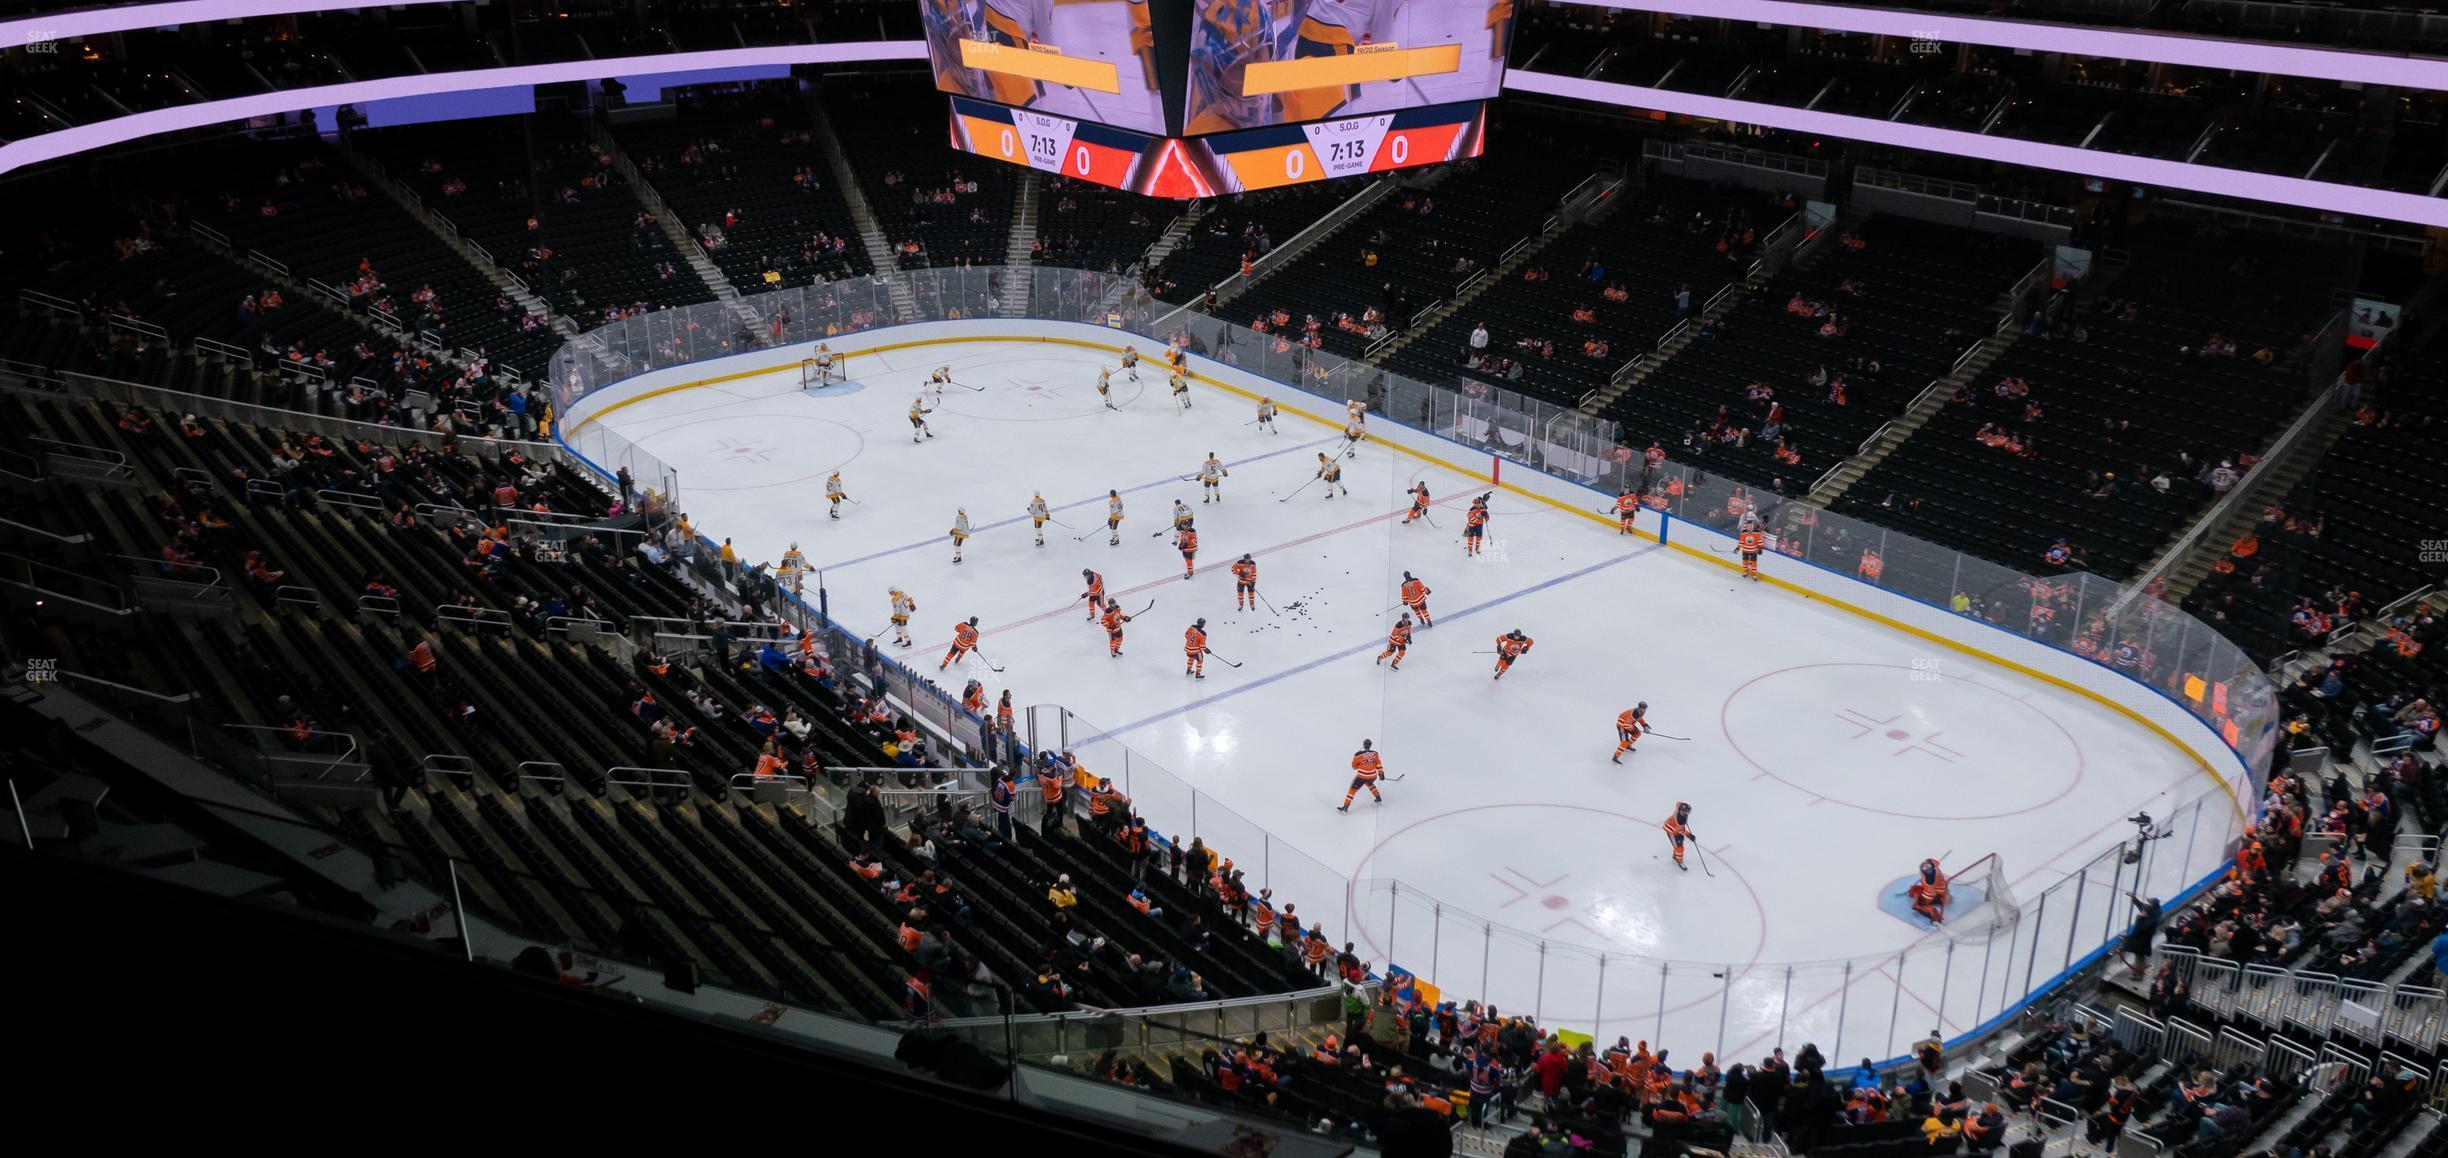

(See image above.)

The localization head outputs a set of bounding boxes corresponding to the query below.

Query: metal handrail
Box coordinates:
[220,723,362,781]
[0,515,90,545]
[2110,381,2341,620]
[437,604,514,631]
[728,771,810,797]
[58,671,197,705]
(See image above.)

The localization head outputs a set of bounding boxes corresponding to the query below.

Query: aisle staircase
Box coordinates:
[807,94,918,320]
[580,119,753,334]
[2154,408,2349,603]
[1002,173,1039,317]
[1801,246,2106,507]
[1579,203,1843,416]
[335,140,577,341]
[1135,204,1201,277]
[1805,336,2009,504]
[1364,172,1627,365]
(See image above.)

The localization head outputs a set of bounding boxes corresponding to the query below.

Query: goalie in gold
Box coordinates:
[1186,0,1280,134]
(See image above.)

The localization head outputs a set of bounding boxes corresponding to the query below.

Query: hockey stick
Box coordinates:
[1131,599,1156,617]
[1644,730,1693,741]
[1278,476,1319,502]
[1203,650,1243,669]
[1381,773,1407,783]
[1259,594,1281,617]
[953,379,986,392]
[1072,528,1100,542]
[969,647,1007,673]
[1693,841,1716,878]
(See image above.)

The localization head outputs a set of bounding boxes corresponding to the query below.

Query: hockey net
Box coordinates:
[1942,853,2019,928]
[800,354,845,389]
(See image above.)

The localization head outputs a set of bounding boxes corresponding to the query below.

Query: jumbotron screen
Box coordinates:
[1185,0,1515,132]
[948,94,1486,196]
[921,0,1171,135]
[917,0,1511,139]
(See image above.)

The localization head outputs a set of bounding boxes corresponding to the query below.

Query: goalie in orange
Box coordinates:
[1909,858,1952,925]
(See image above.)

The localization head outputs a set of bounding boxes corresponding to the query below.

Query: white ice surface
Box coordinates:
[580,337,2222,1061]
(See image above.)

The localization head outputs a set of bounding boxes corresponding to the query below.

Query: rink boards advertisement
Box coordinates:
[947,93,1484,195]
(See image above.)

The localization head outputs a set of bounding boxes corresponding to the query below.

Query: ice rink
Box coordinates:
[571,334,2234,1061]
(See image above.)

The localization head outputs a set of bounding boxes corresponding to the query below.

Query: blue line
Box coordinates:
[1067,542,1666,746]
[810,435,1337,572]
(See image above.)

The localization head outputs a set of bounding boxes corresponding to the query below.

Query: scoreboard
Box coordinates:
[922,0,1508,198]
[948,95,1486,197]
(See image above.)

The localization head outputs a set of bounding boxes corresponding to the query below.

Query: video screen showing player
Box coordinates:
[1185,0,1513,134]
[921,0,1170,136]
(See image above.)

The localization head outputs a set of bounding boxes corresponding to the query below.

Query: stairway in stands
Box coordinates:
[581,119,758,337]
[807,92,918,320]
[1365,173,1628,366]
[1002,173,1039,317]
[335,139,577,342]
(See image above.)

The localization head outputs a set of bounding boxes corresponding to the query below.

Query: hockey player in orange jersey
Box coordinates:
[1377,613,1413,670]
[1184,618,1210,679]
[1399,571,1432,627]
[1463,495,1490,556]
[1492,629,1533,679]
[1737,524,1767,581]
[940,616,980,670]
[1612,702,1649,763]
[1402,481,1431,525]
[1080,568,1106,620]
[1909,859,1952,925]
[1231,553,1258,610]
[1100,598,1133,657]
[1336,739,1385,813]
[1175,522,1199,579]
[1662,802,1696,871]
[1611,487,1641,535]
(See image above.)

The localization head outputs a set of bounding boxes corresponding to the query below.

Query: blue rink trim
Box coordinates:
[810,434,1337,572]
[1069,541,1664,748]
[1875,874,1994,929]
